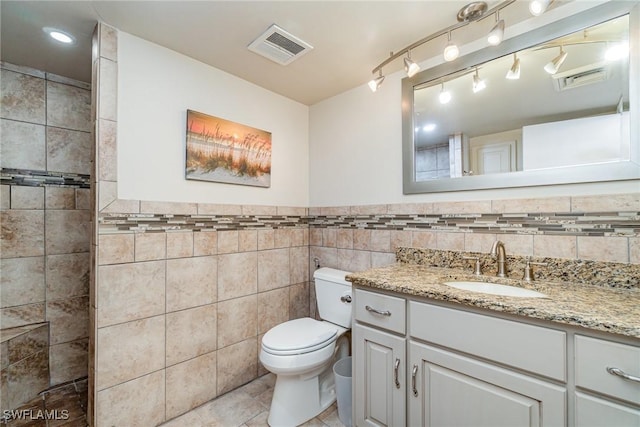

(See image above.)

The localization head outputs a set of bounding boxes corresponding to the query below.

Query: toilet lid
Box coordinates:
[262,318,338,355]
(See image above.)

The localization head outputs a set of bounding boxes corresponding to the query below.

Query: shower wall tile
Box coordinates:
[96,315,165,391]
[10,186,44,209]
[257,248,290,292]
[0,210,45,257]
[134,232,166,261]
[1,185,9,211]
[97,261,165,327]
[631,237,640,264]
[165,351,217,419]
[98,233,135,265]
[46,296,89,345]
[7,325,48,364]
[49,338,88,385]
[97,59,118,122]
[46,253,90,300]
[166,304,217,366]
[76,188,90,210]
[217,295,257,348]
[166,256,217,312]
[0,69,45,124]
[257,288,289,335]
[98,118,117,181]
[0,257,45,308]
[216,338,257,395]
[6,350,49,410]
[96,370,165,427]
[0,303,45,329]
[98,24,118,62]
[46,127,91,174]
[46,81,91,132]
[217,252,257,301]
[45,210,90,254]
[45,187,76,209]
[166,231,194,259]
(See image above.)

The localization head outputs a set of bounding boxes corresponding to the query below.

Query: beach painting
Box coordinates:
[186,110,272,187]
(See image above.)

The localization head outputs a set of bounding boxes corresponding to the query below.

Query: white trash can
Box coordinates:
[333,356,352,427]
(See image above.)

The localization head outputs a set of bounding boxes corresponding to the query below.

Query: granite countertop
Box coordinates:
[347,263,640,339]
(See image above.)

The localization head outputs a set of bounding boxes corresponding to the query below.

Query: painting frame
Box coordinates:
[185,109,272,187]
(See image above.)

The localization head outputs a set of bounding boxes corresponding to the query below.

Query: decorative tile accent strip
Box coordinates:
[396,247,640,289]
[1,168,90,189]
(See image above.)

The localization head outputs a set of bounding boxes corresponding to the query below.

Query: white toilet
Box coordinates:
[260,267,352,427]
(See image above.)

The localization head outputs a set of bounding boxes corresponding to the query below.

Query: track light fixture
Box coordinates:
[368,70,385,92]
[472,68,486,93]
[505,53,520,80]
[404,50,420,77]
[443,31,460,62]
[544,46,567,74]
[487,12,505,46]
[439,82,452,104]
[529,0,552,16]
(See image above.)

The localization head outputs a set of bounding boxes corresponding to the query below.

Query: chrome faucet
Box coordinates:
[490,240,508,277]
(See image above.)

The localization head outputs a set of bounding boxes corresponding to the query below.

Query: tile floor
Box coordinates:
[2,374,347,427]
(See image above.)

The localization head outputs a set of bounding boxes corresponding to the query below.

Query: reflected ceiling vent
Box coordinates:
[248,24,313,65]
[552,62,608,91]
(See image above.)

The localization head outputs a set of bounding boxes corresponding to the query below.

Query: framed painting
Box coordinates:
[186,110,272,187]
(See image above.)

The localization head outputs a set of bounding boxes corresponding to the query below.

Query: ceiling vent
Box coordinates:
[552,62,608,91]
[248,24,313,65]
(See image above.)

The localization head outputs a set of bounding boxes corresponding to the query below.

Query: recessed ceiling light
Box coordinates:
[43,27,75,44]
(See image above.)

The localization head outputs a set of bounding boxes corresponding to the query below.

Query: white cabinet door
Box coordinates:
[409,341,566,427]
[354,324,406,427]
[575,392,640,426]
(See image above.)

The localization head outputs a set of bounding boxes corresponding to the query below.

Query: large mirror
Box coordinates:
[402,1,639,194]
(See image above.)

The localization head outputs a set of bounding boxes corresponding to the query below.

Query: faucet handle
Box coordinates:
[522,257,548,282]
[462,256,483,276]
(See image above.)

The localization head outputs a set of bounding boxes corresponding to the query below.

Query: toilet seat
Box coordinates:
[262,318,338,356]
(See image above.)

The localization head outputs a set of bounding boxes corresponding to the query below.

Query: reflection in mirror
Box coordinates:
[402,2,639,194]
[413,15,629,181]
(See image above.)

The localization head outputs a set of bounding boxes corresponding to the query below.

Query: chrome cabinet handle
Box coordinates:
[365,305,391,316]
[394,358,401,389]
[412,365,419,396]
[607,367,640,383]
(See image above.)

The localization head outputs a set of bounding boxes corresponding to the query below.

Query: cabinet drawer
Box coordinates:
[354,289,406,334]
[409,301,566,381]
[575,335,640,405]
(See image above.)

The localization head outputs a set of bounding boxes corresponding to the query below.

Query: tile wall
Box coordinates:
[0,61,91,411]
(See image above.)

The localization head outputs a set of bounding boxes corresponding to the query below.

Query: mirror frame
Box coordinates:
[402,1,640,194]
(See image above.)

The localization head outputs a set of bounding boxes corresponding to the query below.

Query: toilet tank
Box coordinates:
[313,267,352,328]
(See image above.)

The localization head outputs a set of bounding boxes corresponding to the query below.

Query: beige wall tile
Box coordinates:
[390,230,412,252]
[491,197,570,214]
[166,352,218,420]
[277,206,306,216]
[1,257,45,308]
[533,235,577,259]
[630,237,639,264]
[257,249,290,292]
[194,230,217,256]
[100,198,140,214]
[320,206,349,216]
[45,187,75,209]
[309,247,338,272]
[321,229,336,248]
[0,119,46,170]
[46,295,89,345]
[0,210,44,257]
[274,228,292,249]
[257,229,275,250]
[216,338,257,395]
[96,370,165,427]
[75,189,90,210]
[499,234,534,257]
[96,315,165,391]
[370,230,391,252]
[0,303,45,329]
[337,249,371,272]
[309,229,322,246]
[98,118,117,181]
[289,282,309,320]
[242,205,277,215]
[411,231,437,249]
[167,231,194,259]
[97,261,165,327]
[1,185,9,211]
[464,232,497,253]
[218,230,239,254]
[140,200,197,215]
[433,201,492,214]
[239,230,257,252]
[336,229,354,249]
[49,338,88,385]
[166,304,217,366]
[45,210,89,254]
[353,229,370,250]
[98,233,134,265]
[217,252,257,301]
[46,127,91,175]
[257,288,289,334]
[218,295,257,348]
[1,69,45,124]
[11,186,44,209]
[7,324,47,364]
[135,232,167,261]
[7,350,49,409]
[46,81,90,132]
[197,203,242,215]
[436,232,465,251]
[572,193,640,213]
[98,58,117,121]
[387,203,433,215]
[290,246,309,285]
[98,180,117,211]
[372,252,395,268]
[578,236,629,263]
[99,24,118,61]
[350,204,387,215]
[290,228,306,247]
[166,256,217,312]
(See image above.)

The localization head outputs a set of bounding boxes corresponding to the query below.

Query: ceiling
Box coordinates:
[0,0,542,106]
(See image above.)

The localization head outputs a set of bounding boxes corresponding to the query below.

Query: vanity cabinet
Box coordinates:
[352,286,640,427]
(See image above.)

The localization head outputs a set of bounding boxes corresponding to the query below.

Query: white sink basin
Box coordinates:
[443,281,547,298]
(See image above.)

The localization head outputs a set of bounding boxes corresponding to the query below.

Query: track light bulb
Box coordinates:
[472,70,486,93]
[605,42,629,61]
[544,47,567,74]
[439,83,451,104]
[443,31,459,62]
[529,0,551,16]
[404,52,420,78]
[368,71,385,92]
[487,19,505,46]
[506,54,520,80]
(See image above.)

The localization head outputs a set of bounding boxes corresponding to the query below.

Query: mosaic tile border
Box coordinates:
[98,211,640,237]
[1,168,90,189]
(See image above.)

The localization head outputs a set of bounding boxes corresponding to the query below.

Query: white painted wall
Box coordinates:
[308,0,638,207]
[117,32,309,206]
